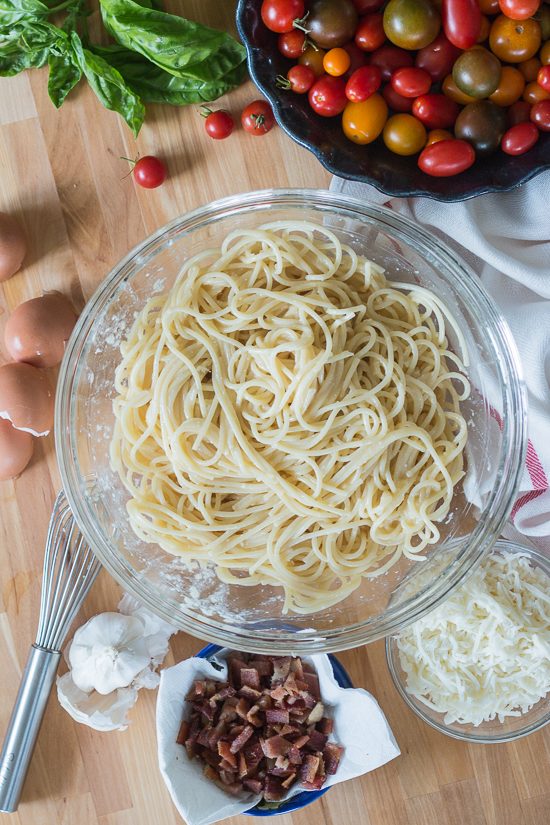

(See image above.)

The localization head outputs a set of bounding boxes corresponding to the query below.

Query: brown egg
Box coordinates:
[0,212,27,282]
[4,292,78,368]
[0,418,34,480]
[0,363,54,436]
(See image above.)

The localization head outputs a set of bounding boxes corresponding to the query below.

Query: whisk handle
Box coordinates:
[0,645,61,813]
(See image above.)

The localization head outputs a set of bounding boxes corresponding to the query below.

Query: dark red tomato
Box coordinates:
[202,109,234,140]
[241,100,275,133]
[442,0,482,49]
[133,156,167,188]
[418,139,476,175]
[352,0,384,11]
[261,0,305,33]
[413,93,460,128]
[501,121,539,153]
[308,75,348,115]
[383,83,415,111]
[498,0,541,20]
[343,42,367,74]
[278,29,306,58]
[355,13,386,51]
[392,67,432,97]
[538,65,550,92]
[284,63,316,92]
[507,99,532,125]
[370,44,414,81]
[415,33,461,82]
[345,65,382,101]
[531,99,550,129]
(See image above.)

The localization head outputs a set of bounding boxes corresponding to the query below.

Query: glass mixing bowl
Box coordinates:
[55,189,527,653]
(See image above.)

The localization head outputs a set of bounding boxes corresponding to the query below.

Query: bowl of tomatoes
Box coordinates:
[236,0,550,201]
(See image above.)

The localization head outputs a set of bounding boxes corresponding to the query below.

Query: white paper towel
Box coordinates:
[157,650,400,825]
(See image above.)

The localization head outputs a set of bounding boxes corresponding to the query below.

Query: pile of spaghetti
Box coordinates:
[111,222,469,614]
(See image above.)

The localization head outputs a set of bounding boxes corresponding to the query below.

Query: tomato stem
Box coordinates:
[200,106,213,118]
[275,74,291,90]
[252,113,266,129]
[293,12,310,35]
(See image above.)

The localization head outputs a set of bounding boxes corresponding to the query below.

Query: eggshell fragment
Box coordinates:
[0,212,26,282]
[0,418,34,480]
[4,292,78,368]
[0,362,54,436]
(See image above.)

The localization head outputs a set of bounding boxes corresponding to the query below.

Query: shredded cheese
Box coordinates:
[396,550,550,726]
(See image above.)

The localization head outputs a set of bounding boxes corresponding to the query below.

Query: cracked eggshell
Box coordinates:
[0,418,34,480]
[0,362,54,436]
[57,671,138,731]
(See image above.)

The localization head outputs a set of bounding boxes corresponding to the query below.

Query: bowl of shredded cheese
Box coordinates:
[56,189,526,654]
[386,539,550,743]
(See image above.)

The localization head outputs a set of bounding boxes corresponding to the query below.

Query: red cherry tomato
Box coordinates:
[355,13,386,51]
[418,139,476,176]
[507,99,532,125]
[352,0,384,11]
[531,99,550,130]
[241,100,275,134]
[343,42,367,74]
[415,33,462,82]
[370,45,414,81]
[278,29,306,58]
[501,121,539,153]
[383,83,414,111]
[538,65,550,92]
[498,0,541,20]
[345,65,382,101]
[261,0,305,33]
[202,108,234,140]
[308,75,348,116]
[442,0,482,49]
[132,156,167,188]
[391,67,432,98]
[413,93,460,128]
[283,63,316,92]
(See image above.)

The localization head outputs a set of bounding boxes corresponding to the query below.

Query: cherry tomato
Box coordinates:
[370,44,414,81]
[530,98,550,128]
[345,65,382,101]
[418,138,476,175]
[383,0,441,51]
[278,29,306,58]
[413,93,460,128]
[299,46,326,76]
[309,75,348,116]
[507,99,532,124]
[355,13,386,51]
[261,0,305,33]
[305,0,359,49]
[523,79,550,102]
[426,128,454,144]
[538,64,550,91]
[391,67,432,97]
[478,15,491,42]
[489,66,525,105]
[343,42,367,73]
[501,121,540,153]
[132,156,166,188]
[489,16,542,62]
[454,100,507,154]
[352,0,384,11]
[442,0,482,49]
[538,6,550,40]
[452,48,502,99]
[498,0,541,21]
[443,74,478,104]
[241,100,275,134]
[323,47,351,76]
[201,108,234,140]
[342,94,388,143]
[383,113,427,154]
[541,41,550,65]
[479,0,500,12]
[519,57,541,80]
[415,33,461,82]
[278,63,316,92]
[383,83,415,110]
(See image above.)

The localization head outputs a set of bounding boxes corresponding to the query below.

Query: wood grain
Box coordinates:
[0,3,548,824]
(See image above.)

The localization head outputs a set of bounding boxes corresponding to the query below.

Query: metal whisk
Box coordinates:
[0,489,101,813]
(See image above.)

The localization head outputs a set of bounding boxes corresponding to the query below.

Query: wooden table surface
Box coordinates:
[0,3,548,824]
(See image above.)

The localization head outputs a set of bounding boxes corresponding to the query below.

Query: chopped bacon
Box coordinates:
[230,724,255,754]
[265,708,289,725]
[261,735,292,758]
[270,684,288,702]
[306,729,328,752]
[264,777,285,801]
[249,660,273,678]
[271,657,292,685]
[318,717,334,735]
[185,680,205,700]
[240,668,261,690]
[287,746,303,766]
[303,671,320,699]
[307,701,325,724]
[302,776,325,790]
[292,734,310,750]
[290,657,304,680]
[281,772,297,789]
[210,685,236,705]
[323,743,343,775]
[235,698,251,720]
[176,719,189,746]
[300,754,320,784]
[243,778,263,795]
[274,755,289,770]
[218,741,237,769]
[246,704,262,727]
[228,657,249,686]
[220,697,238,722]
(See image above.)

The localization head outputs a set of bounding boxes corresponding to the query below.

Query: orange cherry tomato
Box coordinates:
[541,42,550,65]
[489,66,525,105]
[497,0,541,21]
[383,113,427,155]
[479,0,499,12]
[478,16,491,43]
[443,74,477,104]
[342,94,388,144]
[489,16,541,62]
[426,128,454,144]
[299,46,326,77]
[523,79,550,102]
[519,57,541,80]
[323,47,351,76]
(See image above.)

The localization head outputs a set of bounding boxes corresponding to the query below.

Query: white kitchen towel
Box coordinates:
[331,172,550,548]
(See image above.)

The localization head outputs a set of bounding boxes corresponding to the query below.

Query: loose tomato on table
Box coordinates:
[342,94,388,142]
[299,45,326,76]
[201,108,234,140]
[530,98,550,128]
[132,156,167,188]
[345,66,383,101]
[497,0,541,20]
[383,0,442,50]
[489,65,525,105]
[452,48,502,99]
[383,83,415,110]
[278,29,306,58]
[507,99,532,123]
[309,75,348,115]
[383,112,427,154]
[323,47,351,75]
[370,44,414,80]
[442,0,482,49]
[391,66,432,97]
[278,63,316,92]
[501,121,540,153]
[261,0,305,33]
[415,32,461,82]
[418,139,476,175]
[241,100,275,134]
[355,13,386,51]
[489,15,542,62]
[413,93,460,128]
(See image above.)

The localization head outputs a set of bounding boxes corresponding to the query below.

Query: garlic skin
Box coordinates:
[57,672,138,732]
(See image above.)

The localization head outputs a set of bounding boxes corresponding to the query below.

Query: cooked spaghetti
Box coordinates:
[110,222,469,614]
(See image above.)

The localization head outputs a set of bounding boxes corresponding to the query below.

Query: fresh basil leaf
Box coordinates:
[99,0,246,82]
[0,0,49,25]
[48,50,81,106]
[0,45,48,75]
[70,31,145,136]
[92,43,246,104]
[0,19,59,75]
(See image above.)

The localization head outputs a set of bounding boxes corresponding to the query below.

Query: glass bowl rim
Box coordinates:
[55,187,527,654]
[385,539,550,744]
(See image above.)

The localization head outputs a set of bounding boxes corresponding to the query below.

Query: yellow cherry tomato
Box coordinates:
[383,114,427,155]
[323,47,351,77]
[519,57,541,81]
[342,95,388,145]
[541,42,550,65]
[489,16,541,63]
[489,66,525,106]
[523,80,550,103]
[442,74,477,105]
[299,46,326,77]
[426,128,454,145]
